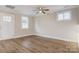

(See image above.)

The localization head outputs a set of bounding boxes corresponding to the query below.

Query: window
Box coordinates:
[21,16,29,29]
[3,16,12,22]
[57,11,71,21]
[63,11,71,20]
[57,13,63,21]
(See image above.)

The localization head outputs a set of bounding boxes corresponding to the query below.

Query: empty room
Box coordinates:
[0,5,79,53]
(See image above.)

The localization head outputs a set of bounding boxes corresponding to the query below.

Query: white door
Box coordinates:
[0,13,15,37]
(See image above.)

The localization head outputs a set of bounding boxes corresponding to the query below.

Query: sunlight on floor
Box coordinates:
[22,40,32,48]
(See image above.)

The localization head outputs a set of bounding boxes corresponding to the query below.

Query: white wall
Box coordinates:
[35,8,79,42]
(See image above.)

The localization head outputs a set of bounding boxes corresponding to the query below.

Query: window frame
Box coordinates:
[57,10,71,21]
[21,16,29,29]
[3,16,12,22]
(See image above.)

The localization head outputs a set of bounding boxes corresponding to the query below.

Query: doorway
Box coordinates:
[0,13,15,38]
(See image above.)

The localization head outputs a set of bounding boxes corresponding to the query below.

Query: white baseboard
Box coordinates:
[0,34,33,40]
[0,33,77,43]
[36,34,77,43]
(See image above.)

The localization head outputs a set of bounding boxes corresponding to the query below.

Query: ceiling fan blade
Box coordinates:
[43,9,49,11]
[42,11,46,14]
[5,5,15,9]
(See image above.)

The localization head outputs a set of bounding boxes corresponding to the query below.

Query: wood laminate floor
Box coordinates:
[0,35,78,53]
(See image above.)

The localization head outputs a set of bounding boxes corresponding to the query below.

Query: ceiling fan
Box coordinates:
[33,7,49,14]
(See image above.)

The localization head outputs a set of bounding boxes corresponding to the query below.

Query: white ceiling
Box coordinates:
[0,5,78,16]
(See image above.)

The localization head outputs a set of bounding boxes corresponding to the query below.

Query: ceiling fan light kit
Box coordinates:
[33,7,50,15]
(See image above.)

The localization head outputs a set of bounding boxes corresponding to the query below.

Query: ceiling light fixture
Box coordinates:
[33,7,49,15]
